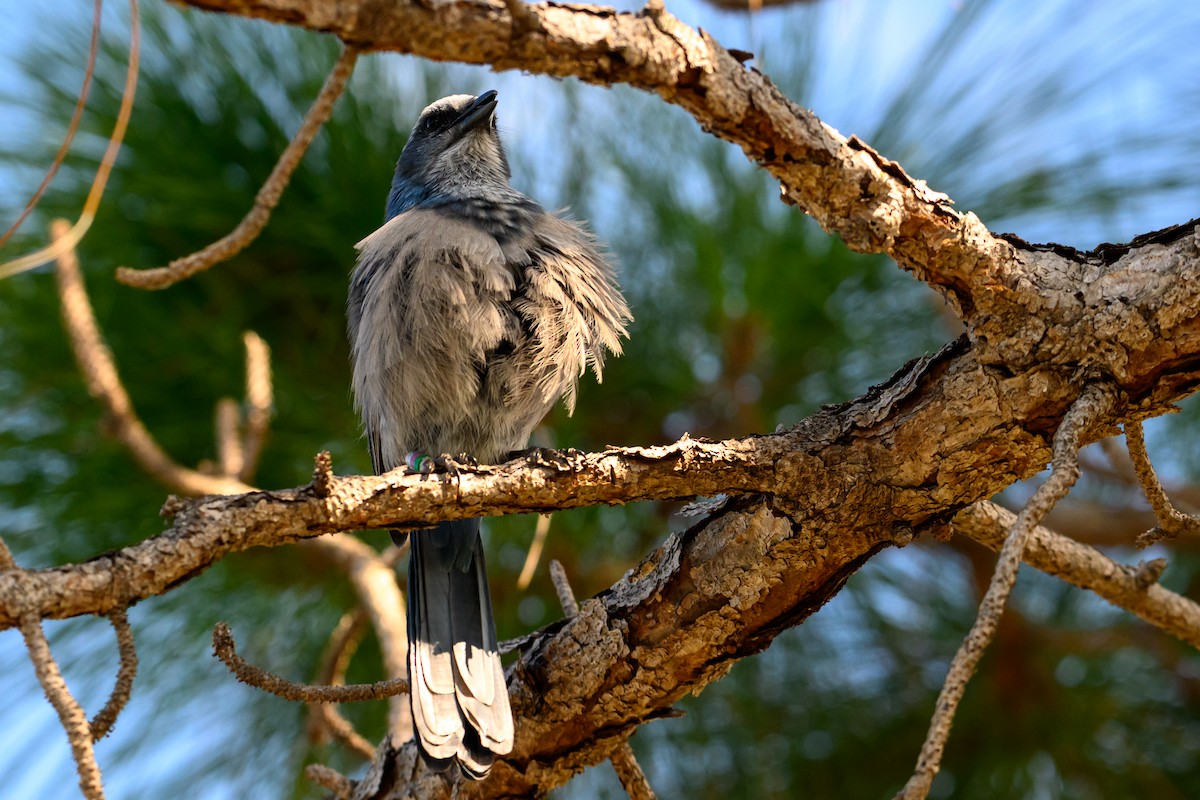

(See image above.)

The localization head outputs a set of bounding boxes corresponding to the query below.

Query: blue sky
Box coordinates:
[2,1,1200,798]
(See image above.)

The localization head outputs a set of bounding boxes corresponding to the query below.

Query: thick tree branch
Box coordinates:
[169,0,1008,310]
[5,328,1199,631]
[15,3,1200,796]
[169,0,1200,389]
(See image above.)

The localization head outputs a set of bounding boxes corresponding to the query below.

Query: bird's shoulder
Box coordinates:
[355,206,506,264]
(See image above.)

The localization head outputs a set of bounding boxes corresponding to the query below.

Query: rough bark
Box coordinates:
[8,0,1200,796]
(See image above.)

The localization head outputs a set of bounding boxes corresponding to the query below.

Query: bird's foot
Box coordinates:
[404,451,479,481]
[510,446,585,470]
[404,450,440,479]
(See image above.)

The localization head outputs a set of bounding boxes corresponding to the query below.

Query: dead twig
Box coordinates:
[212,622,409,702]
[308,609,376,759]
[215,398,245,478]
[302,534,413,741]
[549,558,579,617]
[0,0,102,249]
[304,764,355,799]
[518,513,552,590]
[51,218,250,495]
[0,0,139,281]
[114,45,359,290]
[239,331,273,482]
[213,333,273,481]
[21,614,106,799]
[955,502,1200,651]
[895,383,1116,800]
[89,608,138,741]
[1124,420,1200,546]
[609,745,657,800]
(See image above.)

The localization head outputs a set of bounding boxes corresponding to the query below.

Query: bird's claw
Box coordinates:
[511,446,583,470]
[405,451,480,482]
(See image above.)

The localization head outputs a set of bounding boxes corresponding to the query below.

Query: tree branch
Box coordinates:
[51,218,249,496]
[20,613,106,799]
[213,622,409,702]
[114,44,360,289]
[1124,420,1200,546]
[167,0,1199,392]
[167,0,1008,311]
[955,501,1200,650]
[897,383,1115,800]
[88,608,138,741]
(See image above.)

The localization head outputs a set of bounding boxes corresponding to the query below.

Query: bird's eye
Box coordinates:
[418,108,457,135]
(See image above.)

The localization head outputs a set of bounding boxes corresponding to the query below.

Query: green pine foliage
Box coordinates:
[2,0,1200,798]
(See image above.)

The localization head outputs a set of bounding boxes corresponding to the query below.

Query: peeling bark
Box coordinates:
[7,0,1200,797]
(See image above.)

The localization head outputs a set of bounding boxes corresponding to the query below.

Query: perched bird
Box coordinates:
[347,90,630,779]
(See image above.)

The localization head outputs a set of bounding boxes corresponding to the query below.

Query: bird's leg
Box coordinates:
[405,451,480,482]
[404,450,438,479]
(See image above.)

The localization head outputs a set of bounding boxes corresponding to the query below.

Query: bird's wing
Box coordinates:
[518,211,632,414]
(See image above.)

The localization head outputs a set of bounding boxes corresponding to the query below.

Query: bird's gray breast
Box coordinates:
[349,203,557,467]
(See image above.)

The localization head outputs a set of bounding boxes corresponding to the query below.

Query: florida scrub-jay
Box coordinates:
[347,90,630,778]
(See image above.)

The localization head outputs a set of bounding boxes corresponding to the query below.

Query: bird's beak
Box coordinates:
[455,89,499,134]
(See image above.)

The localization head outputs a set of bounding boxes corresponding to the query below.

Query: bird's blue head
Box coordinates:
[385,90,514,221]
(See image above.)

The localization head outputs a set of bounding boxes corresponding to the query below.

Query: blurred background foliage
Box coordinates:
[2,0,1200,798]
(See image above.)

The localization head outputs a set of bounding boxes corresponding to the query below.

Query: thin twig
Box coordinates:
[549,559,579,617]
[114,45,359,290]
[304,764,355,799]
[316,610,370,693]
[213,622,409,702]
[239,331,273,482]
[215,398,245,478]
[955,501,1200,651]
[610,745,657,800]
[314,704,377,761]
[0,0,102,249]
[51,219,249,496]
[1097,435,1138,484]
[517,513,552,590]
[1124,420,1200,546]
[20,614,105,799]
[314,703,377,761]
[302,535,413,740]
[308,609,377,759]
[0,0,139,281]
[89,608,138,741]
[550,560,656,799]
[895,383,1115,800]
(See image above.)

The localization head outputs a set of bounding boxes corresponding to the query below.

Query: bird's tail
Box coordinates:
[408,519,514,779]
